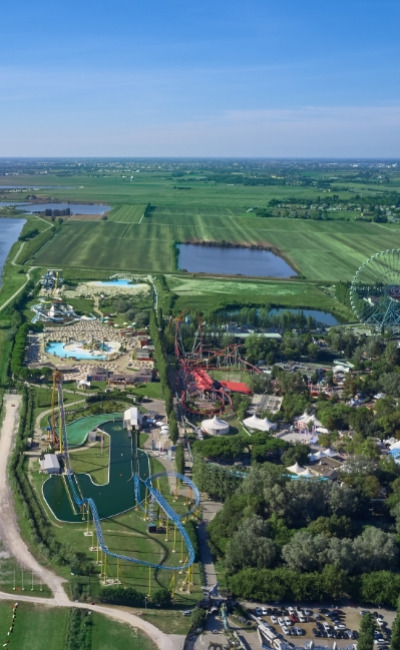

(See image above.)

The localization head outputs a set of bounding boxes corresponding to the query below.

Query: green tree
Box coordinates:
[358,612,375,650]
[390,607,400,650]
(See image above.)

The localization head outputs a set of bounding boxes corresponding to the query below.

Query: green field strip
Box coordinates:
[107,204,146,222]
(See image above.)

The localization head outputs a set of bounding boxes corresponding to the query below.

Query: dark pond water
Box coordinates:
[18,202,110,215]
[269,307,339,325]
[0,185,73,190]
[178,244,297,278]
[0,218,26,286]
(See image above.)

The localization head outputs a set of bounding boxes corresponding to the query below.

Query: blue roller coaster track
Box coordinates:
[57,380,200,571]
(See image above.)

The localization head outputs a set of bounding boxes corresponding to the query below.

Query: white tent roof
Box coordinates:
[390,440,400,450]
[295,412,323,428]
[308,450,326,462]
[243,414,277,431]
[321,447,339,457]
[286,462,305,475]
[299,467,314,477]
[202,416,229,430]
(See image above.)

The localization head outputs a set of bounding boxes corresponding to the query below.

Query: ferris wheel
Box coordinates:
[350,249,400,332]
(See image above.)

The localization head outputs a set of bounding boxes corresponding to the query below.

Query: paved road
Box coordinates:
[0,394,185,650]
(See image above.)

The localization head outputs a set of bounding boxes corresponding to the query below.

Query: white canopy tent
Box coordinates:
[286,462,305,475]
[243,414,277,432]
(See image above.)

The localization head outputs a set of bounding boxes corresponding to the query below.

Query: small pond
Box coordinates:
[178,244,296,278]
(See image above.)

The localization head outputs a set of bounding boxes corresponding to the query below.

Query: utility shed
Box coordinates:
[40,453,60,474]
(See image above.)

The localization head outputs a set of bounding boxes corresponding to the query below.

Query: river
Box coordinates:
[0,218,26,287]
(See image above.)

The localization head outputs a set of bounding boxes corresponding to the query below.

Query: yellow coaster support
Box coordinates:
[179,535,184,564]
[172,526,177,553]
[169,571,176,595]
[103,553,107,585]
[165,517,169,542]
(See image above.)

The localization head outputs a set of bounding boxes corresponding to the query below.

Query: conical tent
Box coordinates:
[308,450,326,462]
[299,467,314,477]
[322,447,339,458]
[286,462,305,475]
[243,415,276,431]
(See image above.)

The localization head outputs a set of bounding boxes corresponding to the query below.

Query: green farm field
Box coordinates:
[33,211,400,283]
[0,601,156,650]
[6,164,400,317]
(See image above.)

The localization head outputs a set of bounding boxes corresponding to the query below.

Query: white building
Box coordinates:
[40,453,60,474]
[123,406,143,431]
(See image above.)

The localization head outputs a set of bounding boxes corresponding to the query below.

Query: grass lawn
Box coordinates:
[0,602,67,650]
[0,601,157,650]
[91,610,157,649]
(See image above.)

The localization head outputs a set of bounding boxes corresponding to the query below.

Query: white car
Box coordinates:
[284,617,291,626]
[288,607,295,616]
[261,607,268,616]
[278,617,284,627]
[282,626,290,635]
[270,616,278,624]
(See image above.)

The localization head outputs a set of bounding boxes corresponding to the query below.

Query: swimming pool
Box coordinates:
[46,341,109,360]
[95,279,136,287]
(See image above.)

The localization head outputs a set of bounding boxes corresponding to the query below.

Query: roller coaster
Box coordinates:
[53,372,200,578]
[174,313,262,416]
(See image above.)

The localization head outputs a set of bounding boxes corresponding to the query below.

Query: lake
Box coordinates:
[178,244,297,278]
[0,218,26,287]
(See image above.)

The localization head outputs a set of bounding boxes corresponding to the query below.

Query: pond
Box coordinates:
[178,243,296,278]
[0,218,26,287]
[269,308,339,326]
[18,202,110,215]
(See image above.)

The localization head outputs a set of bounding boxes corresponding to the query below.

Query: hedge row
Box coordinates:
[149,309,178,443]
[228,566,400,607]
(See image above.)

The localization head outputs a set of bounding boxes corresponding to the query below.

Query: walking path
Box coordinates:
[0,393,185,650]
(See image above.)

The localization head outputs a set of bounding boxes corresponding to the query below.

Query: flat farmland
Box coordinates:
[107,204,147,222]
[34,201,400,282]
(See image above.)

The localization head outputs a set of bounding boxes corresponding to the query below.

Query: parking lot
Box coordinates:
[247,602,396,649]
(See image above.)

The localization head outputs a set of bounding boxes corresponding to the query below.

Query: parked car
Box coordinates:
[270,616,278,624]
[282,626,290,636]
[278,617,284,627]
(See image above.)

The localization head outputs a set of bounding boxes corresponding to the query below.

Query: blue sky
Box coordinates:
[1,0,400,157]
